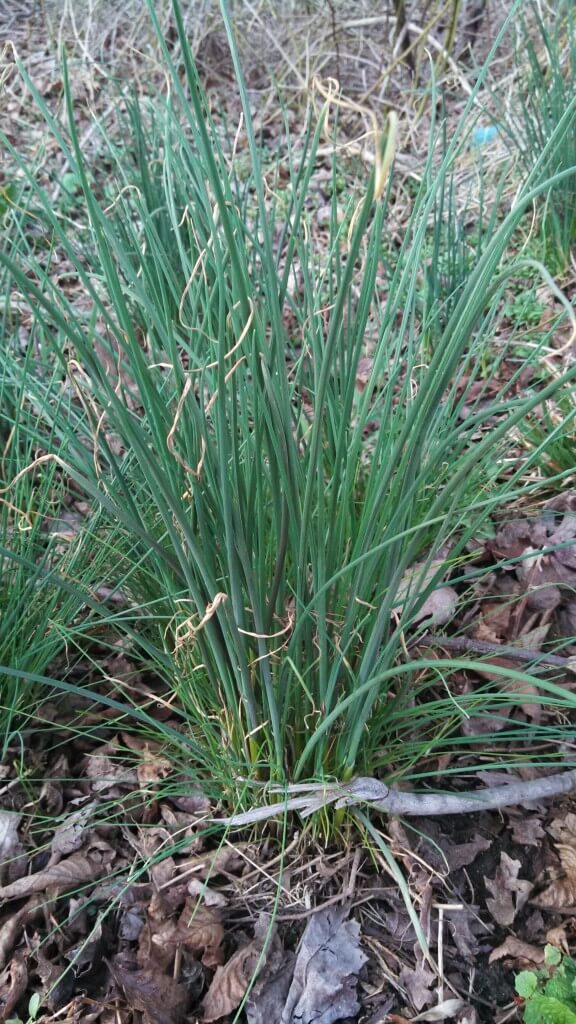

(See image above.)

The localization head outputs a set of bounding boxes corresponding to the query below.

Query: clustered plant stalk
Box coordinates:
[1,0,575,809]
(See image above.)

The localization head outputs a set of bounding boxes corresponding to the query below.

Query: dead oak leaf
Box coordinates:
[484,853,532,926]
[398,961,437,1012]
[533,814,576,909]
[506,814,545,847]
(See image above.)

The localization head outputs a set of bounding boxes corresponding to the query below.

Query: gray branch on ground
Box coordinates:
[214,770,576,827]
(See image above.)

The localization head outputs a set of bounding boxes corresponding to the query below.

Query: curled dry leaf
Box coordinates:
[109,956,189,1024]
[533,812,576,909]
[0,812,23,886]
[411,1000,466,1022]
[85,737,138,794]
[187,879,227,907]
[488,936,545,968]
[0,956,28,1020]
[246,928,295,1024]
[50,803,96,858]
[201,939,265,1022]
[150,901,225,970]
[484,853,532,926]
[0,897,43,972]
[0,838,115,901]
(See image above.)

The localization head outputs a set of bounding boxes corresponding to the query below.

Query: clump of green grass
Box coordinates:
[0,341,122,760]
[507,0,576,272]
[1,0,576,808]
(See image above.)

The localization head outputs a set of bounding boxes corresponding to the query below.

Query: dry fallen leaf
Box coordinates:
[533,812,576,908]
[0,896,43,971]
[201,941,264,1022]
[150,901,225,970]
[84,737,138,794]
[507,814,545,847]
[399,961,437,1013]
[109,956,188,1024]
[0,956,28,1020]
[0,812,23,886]
[488,936,545,967]
[393,559,457,626]
[280,904,367,1024]
[246,929,295,1024]
[484,853,532,926]
[0,837,115,901]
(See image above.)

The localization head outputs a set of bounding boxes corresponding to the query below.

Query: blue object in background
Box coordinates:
[472,124,499,146]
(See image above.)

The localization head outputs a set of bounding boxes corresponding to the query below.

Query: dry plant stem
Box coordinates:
[414,633,576,670]
[216,771,576,827]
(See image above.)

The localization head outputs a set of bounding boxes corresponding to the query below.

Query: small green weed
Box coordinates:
[504,287,546,330]
[5,990,41,1024]
[516,945,576,1023]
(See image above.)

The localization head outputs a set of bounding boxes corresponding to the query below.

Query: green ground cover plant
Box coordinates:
[516,946,576,1024]
[0,0,575,821]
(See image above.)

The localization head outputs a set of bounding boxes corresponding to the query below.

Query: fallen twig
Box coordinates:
[214,770,576,826]
[413,632,576,671]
